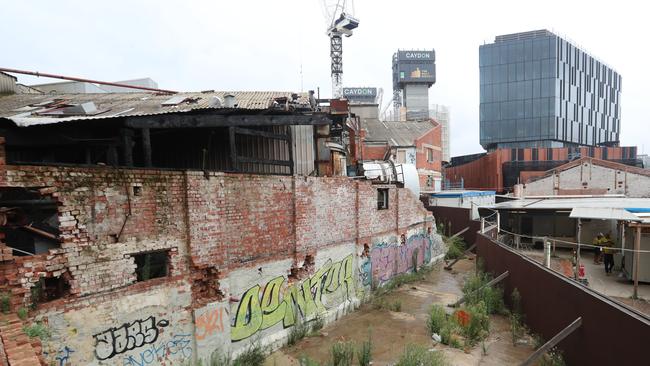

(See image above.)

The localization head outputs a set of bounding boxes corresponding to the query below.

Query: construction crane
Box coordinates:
[321,0,359,99]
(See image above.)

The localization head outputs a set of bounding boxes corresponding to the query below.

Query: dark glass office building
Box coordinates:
[479,30,621,150]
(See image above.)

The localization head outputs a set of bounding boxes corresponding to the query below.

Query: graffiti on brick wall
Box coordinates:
[93,316,170,361]
[122,333,192,366]
[231,254,353,341]
[371,233,433,284]
[195,307,226,340]
[359,258,372,287]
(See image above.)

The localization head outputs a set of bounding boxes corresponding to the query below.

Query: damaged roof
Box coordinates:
[363,119,438,146]
[0,91,310,127]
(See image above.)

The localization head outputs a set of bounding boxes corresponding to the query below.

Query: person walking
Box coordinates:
[592,233,604,264]
[602,233,616,275]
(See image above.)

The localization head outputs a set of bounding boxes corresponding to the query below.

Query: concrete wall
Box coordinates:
[0,141,444,365]
[523,160,650,197]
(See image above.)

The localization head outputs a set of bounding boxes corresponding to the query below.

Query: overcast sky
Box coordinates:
[2,0,647,156]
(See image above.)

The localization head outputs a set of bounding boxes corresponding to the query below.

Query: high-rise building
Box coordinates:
[429,104,450,163]
[392,50,436,120]
[479,30,621,150]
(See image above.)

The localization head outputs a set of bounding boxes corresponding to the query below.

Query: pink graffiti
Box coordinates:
[370,234,432,283]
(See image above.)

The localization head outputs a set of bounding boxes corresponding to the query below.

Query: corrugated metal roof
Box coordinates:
[0,91,310,127]
[569,207,641,222]
[488,197,650,211]
[363,119,437,146]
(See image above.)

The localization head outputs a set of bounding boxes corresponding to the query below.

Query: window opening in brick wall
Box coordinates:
[0,187,60,256]
[427,148,434,162]
[377,188,389,210]
[133,250,169,282]
[31,274,71,306]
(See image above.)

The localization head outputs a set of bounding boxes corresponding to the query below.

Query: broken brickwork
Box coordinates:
[0,138,444,365]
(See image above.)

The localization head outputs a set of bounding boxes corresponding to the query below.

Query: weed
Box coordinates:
[462,272,506,315]
[510,288,522,316]
[17,307,28,320]
[356,332,372,366]
[395,344,447,366]
[299,355,321,366]
[444,236,466,260]
[203,350,232,366]
[311,314,325,333]
[371,297,402,312]
[23,322,50,340]
[427,305,447,335]
[330,341,354,366]
[532,334,546,350]
[461,302,490,345]
[539,348,566,366]
[481,341,487,356]
[0,292,10,314]
[288,319,310,346]
[232,342,266,366]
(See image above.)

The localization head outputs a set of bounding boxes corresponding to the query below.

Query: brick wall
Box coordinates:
[0,148,442,364]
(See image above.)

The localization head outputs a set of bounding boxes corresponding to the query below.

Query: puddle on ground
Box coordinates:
[266,258,535,366]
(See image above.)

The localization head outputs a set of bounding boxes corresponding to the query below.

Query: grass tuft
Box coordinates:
[395,344,447,366]
[330,341,354,366]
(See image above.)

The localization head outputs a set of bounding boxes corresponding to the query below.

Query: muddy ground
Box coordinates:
[265,258,535,365]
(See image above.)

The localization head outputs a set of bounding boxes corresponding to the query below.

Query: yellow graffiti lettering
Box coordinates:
[231,254,354,341]
[260,276,286,330]
[230,285,262,341]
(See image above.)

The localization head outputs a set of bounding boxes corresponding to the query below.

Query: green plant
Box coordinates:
[16,307,28,320]
[427,305,447,335]
[395,344,447,366]
[444,236,466,260]
[232,342,266,366]
[461,302,490,345]
[330,341,354,366]
[510,288,522,316]
[311,314,325,333]
[481,341,487,356]
[539,348,566,366]
[0,292,10,314]
[288,318,310,346]
[23,322,50,340]
[299,355,321,366]
[356,332,372,366]
[203,350,232,366]
[462,272,506,315]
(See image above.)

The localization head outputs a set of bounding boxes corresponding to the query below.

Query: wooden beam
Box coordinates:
[520,317,582,366]
[124,113,331,129]
[120,129,134,167]
[451,227,469,239]
[449,271,509,307]
[444,242,477,270]
[233,127,290,141]
[229,127,238,172]
[236,156,292,167]
[286,126,294,175]
[141,128,152,167]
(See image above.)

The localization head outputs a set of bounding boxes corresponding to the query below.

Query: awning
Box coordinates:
[569,207,642,222]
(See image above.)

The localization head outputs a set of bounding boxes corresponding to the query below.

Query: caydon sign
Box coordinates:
[397,50,435,61]
[342,87,377,99]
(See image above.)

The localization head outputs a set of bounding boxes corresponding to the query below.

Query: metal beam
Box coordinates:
[125,114,331,129]
[229,127,238,172]
[233,127,290,141]
[449,271,509,307]
[520,317,582,366]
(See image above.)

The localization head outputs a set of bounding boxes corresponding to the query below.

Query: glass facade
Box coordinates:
[479,30,621,150]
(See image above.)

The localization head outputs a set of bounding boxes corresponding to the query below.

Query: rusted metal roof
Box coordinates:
[363,118,438,146]
[0,91,310,127]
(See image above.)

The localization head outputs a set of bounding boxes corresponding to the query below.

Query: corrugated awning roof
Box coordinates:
[363,119,437,146]
[569,207,641,222]
[0,91,310,127]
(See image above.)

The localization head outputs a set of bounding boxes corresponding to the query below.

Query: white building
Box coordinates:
[429,103,450,163]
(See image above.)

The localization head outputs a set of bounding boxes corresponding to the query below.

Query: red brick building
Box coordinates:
[445,146,639,193]
[0,91,445,364]
[356,117,442,191]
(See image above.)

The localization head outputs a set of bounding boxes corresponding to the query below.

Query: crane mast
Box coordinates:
[323,0,358,99]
